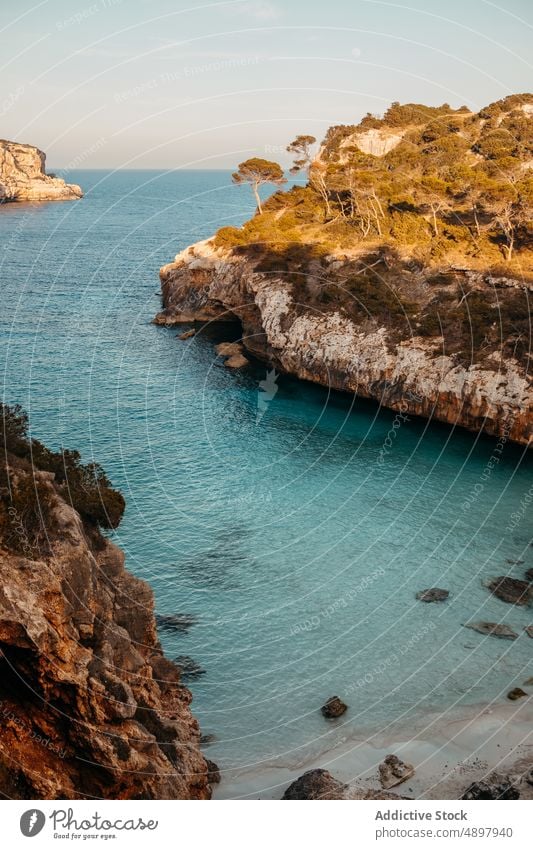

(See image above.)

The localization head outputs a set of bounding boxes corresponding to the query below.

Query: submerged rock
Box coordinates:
[206,759,221,784]
[321,696,348,719]
[507,688,527,701]
[525,568,533,582]
[487,576,532,606]
[461,774,520,800]
[379,754,415,789]
[282,769,347,800]
[156,613,198,633]
[463,622,518,640]
[416,588,449,602]
[173,655,207,680]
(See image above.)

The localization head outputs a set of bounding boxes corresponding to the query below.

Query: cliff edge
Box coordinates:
[156,95,532,446]
[0,140,82,203]
[0,406,212,799]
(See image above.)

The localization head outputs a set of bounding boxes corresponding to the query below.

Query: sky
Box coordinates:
[1,0,532,169]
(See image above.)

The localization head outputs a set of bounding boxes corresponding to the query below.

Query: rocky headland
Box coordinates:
[156,95,533,446]
[0,406,212,799]
[0,140,82,203]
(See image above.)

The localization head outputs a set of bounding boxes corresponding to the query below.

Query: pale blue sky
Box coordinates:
[1,0,532,168]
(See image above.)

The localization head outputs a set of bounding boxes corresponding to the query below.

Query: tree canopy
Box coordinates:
[232,158,286,213]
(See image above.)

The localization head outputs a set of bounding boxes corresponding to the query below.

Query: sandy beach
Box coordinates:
[214,698,533,799]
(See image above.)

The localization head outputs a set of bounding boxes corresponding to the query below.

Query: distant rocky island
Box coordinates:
[156,94,533,446]
[0,404,215,799]
[0,140,82,203]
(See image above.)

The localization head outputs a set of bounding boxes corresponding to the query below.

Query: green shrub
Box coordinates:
[0,403,125,544]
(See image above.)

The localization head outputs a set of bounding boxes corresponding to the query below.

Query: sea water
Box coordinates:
[1,170,531,777]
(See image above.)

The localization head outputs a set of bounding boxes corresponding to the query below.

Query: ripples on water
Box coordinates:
[1,170,531,772]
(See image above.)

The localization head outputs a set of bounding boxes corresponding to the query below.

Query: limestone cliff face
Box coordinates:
[156,239,532,446]
[0,140,82,203]
[0,466,212,800]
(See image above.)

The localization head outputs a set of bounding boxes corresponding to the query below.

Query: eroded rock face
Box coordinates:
[0,471,212,800]
[282,769,347,799]
[0,140,82,203]
[156,240,533,446]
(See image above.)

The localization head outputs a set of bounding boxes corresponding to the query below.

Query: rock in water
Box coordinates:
[378,754,415,789]
[206,759,221,784]
[215,342,243,357]
[321,696,348,718]
[156,612,198,632]
[487,576,532,606]
[173,655,207,680]
[178,328,196,340]
[507,688,527,701]
[525,626,533,638]
[224,353,249,368]
[0,140,82,202]
[461,774,520,800]
[282,769,347,800]
[416,588,449,602]
[463,622,518,640]
[525,568,533,582]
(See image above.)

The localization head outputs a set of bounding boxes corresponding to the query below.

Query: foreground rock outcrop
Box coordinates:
[0,140,82,203]
[156,239,532,446]
[282,769,348,799]
[0,462,212,799]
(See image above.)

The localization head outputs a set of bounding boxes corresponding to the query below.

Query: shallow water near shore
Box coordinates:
[1,170,532,785]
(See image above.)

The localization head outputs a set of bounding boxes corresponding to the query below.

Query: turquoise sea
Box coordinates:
[1,170,531,779]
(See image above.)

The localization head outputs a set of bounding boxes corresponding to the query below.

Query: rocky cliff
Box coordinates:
[0,140,82,203]
[0,451,212,799]
[156,239,532,446]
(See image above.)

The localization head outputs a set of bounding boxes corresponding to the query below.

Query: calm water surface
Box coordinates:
[1,170,531,775]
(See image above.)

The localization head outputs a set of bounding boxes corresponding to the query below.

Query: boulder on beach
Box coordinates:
[378,754,415,789]
[416,588,449,602]
[460,773,520,800]
[321,696,348,719]
[282,769,347,800]
[463,621,518,640]
[507,687,527,701]
[487,576,532,606]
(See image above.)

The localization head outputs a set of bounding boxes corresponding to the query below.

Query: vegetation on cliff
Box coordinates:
[215,95,532,370]
[1,403,124,556]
